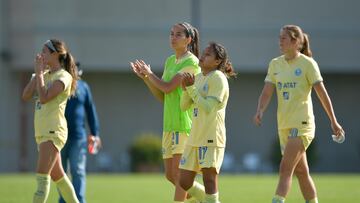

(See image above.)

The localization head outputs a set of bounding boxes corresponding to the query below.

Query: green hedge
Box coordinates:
[129,133,162,172]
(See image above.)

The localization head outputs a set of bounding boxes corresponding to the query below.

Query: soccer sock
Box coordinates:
[33,173,50,203]
[185,196,199,203]
[306,197,318,203]
[186,181,206,202]
[55,175,79,203]
[272,194,286,203]
[205,192,220,203]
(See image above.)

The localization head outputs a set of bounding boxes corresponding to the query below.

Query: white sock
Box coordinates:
[272,195,285,203]
[205,192,220,203]
[186,181,206,202]
[306,197,318,203]
[33,173,50,203]
[55,175,79,203]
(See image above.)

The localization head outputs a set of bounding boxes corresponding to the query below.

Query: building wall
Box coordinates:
[8,0,360,73]
[0,0,359,172]
[0,0,21,172]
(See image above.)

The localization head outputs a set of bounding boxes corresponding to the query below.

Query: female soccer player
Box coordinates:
[130,22,201,202]
[22,39,79,203]
[253,25,345,203]
[178,42,236,203]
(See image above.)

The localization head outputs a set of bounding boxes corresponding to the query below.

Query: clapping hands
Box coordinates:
[181,72,195,90]
[34,54,46,75]
[130,59,152,80]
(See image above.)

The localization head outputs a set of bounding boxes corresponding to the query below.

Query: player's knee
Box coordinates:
[165,172,175,184]
[294,165,309,178]
[179,178,192,191]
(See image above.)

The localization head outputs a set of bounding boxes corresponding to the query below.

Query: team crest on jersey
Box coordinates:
[203,83,208,92]
[294,68,302,76]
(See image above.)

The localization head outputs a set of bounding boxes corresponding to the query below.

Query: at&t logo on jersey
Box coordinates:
[277,82,297,90]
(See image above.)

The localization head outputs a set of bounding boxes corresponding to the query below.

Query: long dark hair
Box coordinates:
[208,42,236,78]
[46,39,78,95]
[282,25,312,57]
[177,22,200,58]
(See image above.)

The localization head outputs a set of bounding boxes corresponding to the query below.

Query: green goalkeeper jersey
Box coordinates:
[162,52,200,133]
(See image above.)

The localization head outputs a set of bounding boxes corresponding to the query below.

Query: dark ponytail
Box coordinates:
[178,22,200,58]
[209,42,237,78]
[49,39,78,95]
[190,27,200,58]
[301,33,312,57]
[62,52,78,95]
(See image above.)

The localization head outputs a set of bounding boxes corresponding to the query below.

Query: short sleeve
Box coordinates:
[306,59,323,85]
[207,72,228,102]
[56,72,72,91]
[264,60,275,84]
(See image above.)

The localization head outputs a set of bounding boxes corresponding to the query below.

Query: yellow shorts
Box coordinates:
[179,145,225,174]
[162,131,189,159]
[35,135,67,152]
[278,128,315,155]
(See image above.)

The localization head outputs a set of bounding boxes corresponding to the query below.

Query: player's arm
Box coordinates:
[33,54,66,104]
[313,82,344,135]
[186,86,219,113]
[22,74,37,101]
[143,77,165,103]
[84,83,100,137]
[135,60,183,94]
[130,61,164,103]
[36,76,64,104]
[253,82,275,126]
[183,73,219,113]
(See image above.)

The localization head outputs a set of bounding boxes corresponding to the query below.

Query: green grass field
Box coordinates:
[0,173,359,202]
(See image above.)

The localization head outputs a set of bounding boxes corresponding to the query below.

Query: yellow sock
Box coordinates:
[33,173,50,203]
[186,181,205,202]
[174,201,184,203]
[272,194,285,203]
[55,175,79,203]
[205,192,220,203]
[306,197,318,203]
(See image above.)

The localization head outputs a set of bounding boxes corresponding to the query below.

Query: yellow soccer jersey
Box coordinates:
[265,54,323,130]
[186,70,229,147]
[34,69,72,138]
